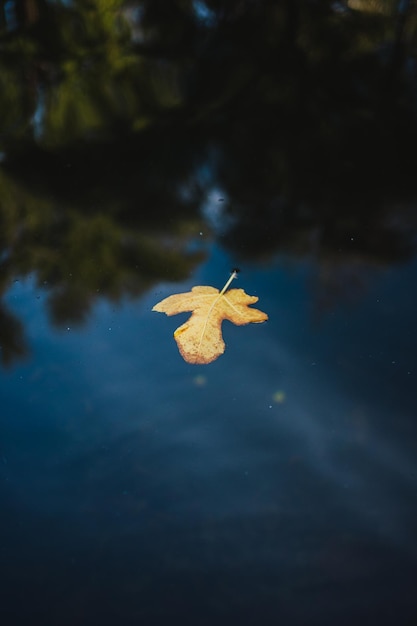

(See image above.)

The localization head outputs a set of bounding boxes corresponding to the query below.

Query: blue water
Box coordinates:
[1,245,416,625]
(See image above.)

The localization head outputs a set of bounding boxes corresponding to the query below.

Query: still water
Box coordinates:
[1,245,417,625]
[1,1,417,624]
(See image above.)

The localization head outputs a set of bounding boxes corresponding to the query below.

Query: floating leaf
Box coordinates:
[152,272,268,364]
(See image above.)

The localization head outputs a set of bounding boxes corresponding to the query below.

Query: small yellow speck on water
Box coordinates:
[272,390,286,404]
[193,375,207,387]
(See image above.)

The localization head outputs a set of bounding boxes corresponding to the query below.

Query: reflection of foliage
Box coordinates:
[0,0,187,149]
[347,0,398,14]
[0,164,205,365]
[37,0,147,146]
[1,0,417,365]
[0,161,205,302]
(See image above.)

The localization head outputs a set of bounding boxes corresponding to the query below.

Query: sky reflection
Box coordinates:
[1,245,417,624]
[2,248,416,553]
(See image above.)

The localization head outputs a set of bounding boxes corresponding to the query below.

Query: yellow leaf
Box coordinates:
[152,272,268,364]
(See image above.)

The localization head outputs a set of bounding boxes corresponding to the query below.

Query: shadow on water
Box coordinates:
[1,2,417,625]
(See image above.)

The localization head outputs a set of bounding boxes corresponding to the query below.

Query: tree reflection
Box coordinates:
[1,0,417,364]
[0,160,206,365]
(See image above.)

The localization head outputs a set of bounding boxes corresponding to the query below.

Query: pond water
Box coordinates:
[1,2,417,625]
[2,246,417,625]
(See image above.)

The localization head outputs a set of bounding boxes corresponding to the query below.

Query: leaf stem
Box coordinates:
[219,270,238,295]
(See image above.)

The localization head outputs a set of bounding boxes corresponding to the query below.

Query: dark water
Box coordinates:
[1,2,417,625]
